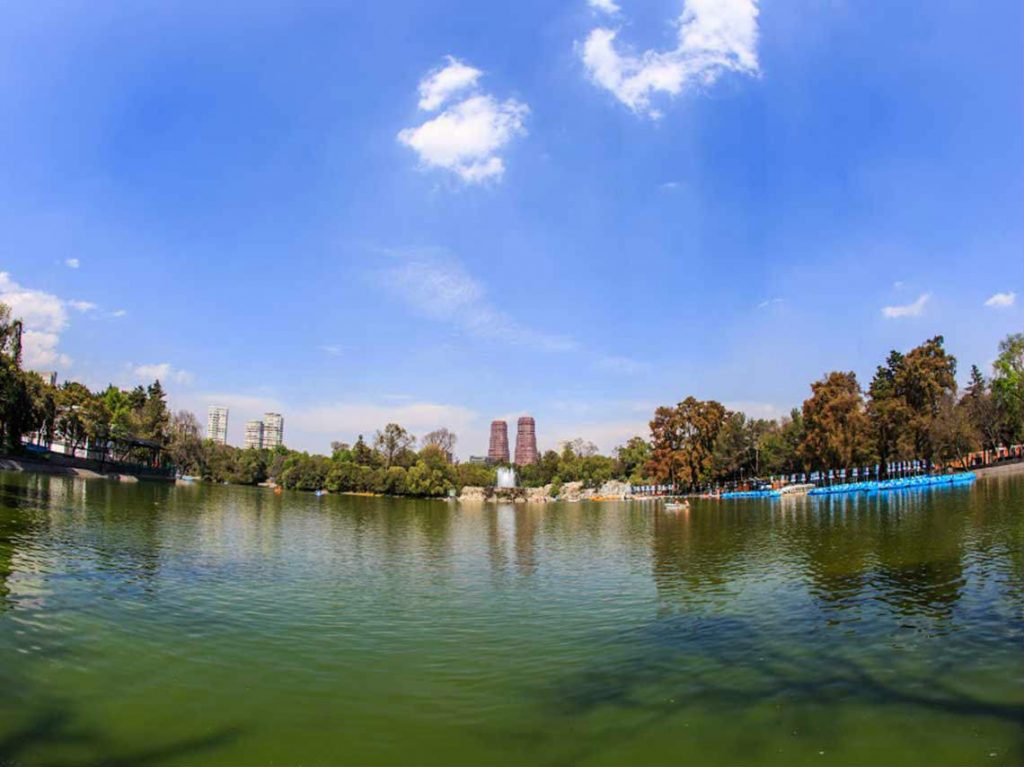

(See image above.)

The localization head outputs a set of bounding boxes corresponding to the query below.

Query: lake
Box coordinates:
[0,471,1021,766]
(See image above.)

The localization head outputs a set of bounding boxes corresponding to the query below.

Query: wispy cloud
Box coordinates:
[319,344,344,357]
[67,300,96,312]
[594,354,649,374]
[882,293,929,319]
[65,258,80,269]
[292,401,478,438]
[380,251,576,352]
[757,297,784,310]
[984,291,1016,309]
[398,57,528,183]
[724,400,783,420]
[132,362,194,385]
[548,419,648,454]
[581,0,760,118]
[112,309,128,318]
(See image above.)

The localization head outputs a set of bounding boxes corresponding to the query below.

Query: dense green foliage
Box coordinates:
[171,332,1023,494]
[1,300,1020,495]
[645,335,1023,487]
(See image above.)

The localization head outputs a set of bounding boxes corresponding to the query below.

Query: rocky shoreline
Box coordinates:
[458,480,633,503]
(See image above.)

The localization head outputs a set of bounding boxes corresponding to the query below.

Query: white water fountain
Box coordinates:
[496,467,517,489]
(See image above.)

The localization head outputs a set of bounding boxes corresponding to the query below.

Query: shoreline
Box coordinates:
[0,455,144,483]
[973,460,1024,479]
[6,457,1024,496]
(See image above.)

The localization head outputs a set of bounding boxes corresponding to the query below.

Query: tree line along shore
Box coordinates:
[1,301,1021,498]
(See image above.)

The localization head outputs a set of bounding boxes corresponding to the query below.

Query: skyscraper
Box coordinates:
[487,420,509,464]
[262,412,284,450]
[207,405,229,445]
[514,416,538,465]
[244,420,264,450]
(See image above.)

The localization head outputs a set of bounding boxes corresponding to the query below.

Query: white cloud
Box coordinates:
[132,363,194,386]
[22,331,70,369]
[984,292,1016,309]
[417,56,482,111]
[581,0,760,117]
[757,297,784,310]
[382,253,576,352]
[0,272,72,368]
[882,293,930,319]
[398,58,529,183]
[319,344,343,356]
[67,300,96,312]
[65,258,80,269]
[112,309,128,318]
[588,0,620,14]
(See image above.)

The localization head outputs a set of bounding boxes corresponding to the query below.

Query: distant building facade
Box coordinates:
[487,420,509,464]
[514,416,538,465]
[33,371,58,387]
[244,420,264,450]
[262,412,284,450]
[207,406,229,445]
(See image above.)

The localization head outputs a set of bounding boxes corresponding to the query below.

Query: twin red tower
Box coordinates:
[487,416,538,465]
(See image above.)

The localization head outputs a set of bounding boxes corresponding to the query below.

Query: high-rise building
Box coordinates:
[207,406,229,445]
[262,412,284,450]
[514,416,538,465]
[487,420,509,464]
[244,420,264,450]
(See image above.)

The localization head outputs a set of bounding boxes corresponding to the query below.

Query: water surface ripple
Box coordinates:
[0,472,1021,766]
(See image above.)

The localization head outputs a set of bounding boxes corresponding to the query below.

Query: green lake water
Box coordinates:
[0,471,1021,766]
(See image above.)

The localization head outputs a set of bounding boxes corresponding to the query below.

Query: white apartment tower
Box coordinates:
[244,420,264,450]
[207,406,229,445]
[262,412,284,450]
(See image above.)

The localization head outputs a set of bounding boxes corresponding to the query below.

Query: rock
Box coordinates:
[459,486,489,502]
[596,480,631,499]
[524,486,549,504]
[459,484,556,504]
[558,481,584,502]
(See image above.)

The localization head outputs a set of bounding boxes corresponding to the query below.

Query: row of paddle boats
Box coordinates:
[716,472,976,499]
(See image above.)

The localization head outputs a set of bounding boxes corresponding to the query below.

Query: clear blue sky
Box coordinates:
[2,0,1021,456]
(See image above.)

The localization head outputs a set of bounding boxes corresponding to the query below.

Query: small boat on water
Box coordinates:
[664,499,689,511]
